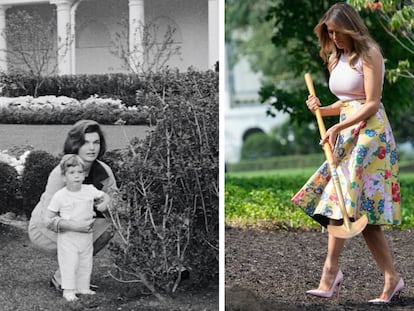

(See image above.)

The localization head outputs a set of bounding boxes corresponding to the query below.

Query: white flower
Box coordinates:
[0,149,32,175]
[15,165,24,175]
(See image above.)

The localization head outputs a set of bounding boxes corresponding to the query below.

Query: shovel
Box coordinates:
[304,73,368,239]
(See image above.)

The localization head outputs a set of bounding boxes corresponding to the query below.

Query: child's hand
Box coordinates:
[94,193,110,212]
[96,202,108,212]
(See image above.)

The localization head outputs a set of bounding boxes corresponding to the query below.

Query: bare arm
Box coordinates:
[333,47,382,131]
[306,96,342,116]
[321,47,383,148]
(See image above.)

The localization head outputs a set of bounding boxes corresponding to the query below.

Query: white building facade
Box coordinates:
[0,0,219,74]
[225,45,288,163]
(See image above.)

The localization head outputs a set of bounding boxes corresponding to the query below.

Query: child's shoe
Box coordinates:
[77,289,96,295]
[63,289,78,302]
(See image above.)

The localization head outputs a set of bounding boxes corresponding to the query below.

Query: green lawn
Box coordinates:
[225,168,414,230]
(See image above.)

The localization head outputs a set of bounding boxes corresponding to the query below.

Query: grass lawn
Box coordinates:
[0,124,151,155]
[225,167,319,178]
[225,166,414,230]
[0,223,218,311]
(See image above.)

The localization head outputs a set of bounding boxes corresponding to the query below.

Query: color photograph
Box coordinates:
[225,1,414,310]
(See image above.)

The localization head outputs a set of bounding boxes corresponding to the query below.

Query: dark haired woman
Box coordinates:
[29,120,117,291]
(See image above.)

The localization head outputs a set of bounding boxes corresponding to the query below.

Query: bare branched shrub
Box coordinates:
[111,19,182,73]
[3,10,71,96]
[106,69,218,298]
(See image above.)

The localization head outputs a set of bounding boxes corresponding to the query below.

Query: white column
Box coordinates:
[70,0,82,74]
[51,0,72,75]
[128,0,144,72]
[0,5,8,73]
[208,0,219,70]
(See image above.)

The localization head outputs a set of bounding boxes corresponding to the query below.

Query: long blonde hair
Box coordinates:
[314,3,380,71]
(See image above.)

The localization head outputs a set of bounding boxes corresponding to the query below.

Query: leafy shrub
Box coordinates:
[0,162,21,215]
[107,69,218,297]
[20,150,59,218]
[101,149,126,188]
[228,153,325,172]
[241,132,281,160]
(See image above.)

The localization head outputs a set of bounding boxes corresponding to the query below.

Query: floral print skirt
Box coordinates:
[292,100,401,227]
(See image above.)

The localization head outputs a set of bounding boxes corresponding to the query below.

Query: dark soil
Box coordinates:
[0,223,218,311]
[225,226,414,311]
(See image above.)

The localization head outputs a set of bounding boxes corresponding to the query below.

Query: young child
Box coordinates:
[44,154,110,302]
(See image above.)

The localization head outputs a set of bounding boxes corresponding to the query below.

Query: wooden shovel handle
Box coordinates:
[304,73,352,230]
[304,73,334,164]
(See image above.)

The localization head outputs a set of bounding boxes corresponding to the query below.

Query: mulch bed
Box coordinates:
[225,226,414,311]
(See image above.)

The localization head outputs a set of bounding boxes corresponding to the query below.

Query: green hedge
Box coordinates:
[228,153,325,172]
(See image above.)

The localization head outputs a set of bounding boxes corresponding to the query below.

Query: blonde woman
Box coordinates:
[292,3,402,303]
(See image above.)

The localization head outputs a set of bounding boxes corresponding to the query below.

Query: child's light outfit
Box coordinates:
[48,184,104,291]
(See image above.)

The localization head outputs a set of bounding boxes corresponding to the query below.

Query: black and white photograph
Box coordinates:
[0,0,219,310]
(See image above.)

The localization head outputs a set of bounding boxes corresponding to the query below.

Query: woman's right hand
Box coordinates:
[306,95,321,113]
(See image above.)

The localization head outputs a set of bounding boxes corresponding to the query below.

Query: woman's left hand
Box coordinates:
[320,124,340,150]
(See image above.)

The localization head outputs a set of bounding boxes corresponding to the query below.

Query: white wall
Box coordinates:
[225,43,289,163]
[76,0,209,73]
[5,0,210,74]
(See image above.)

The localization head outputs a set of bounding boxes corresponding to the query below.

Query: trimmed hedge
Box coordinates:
[0,162,21,215]
[0,69,218,126]
[228,153,325,172]
[0,73,143,107]
[20,150,60,218]
[0,69,218,109]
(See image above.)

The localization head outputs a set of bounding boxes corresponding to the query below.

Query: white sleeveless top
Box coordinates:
[329,54,366,101]
[329,53,385,101]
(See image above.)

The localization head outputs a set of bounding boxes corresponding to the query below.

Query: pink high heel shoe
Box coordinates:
[368,278,404,303]
[306,270,343,299]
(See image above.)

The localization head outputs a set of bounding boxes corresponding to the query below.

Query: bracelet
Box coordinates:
[56,217,62,233]
[49,216,62,233]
